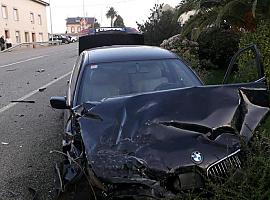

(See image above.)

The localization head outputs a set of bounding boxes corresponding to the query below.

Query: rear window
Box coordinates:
[77,59,202,103]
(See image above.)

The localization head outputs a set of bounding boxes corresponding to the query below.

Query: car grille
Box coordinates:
[207,149,241,179]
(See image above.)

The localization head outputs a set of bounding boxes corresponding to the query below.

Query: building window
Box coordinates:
[30,12,34,24]
[13,8,19,21]
[15,31,21,43]
[38,33,43,42]
[4,30,9,39]
[38,14,42,25]
[77,26,81,33]
[71,26,75,33]
[1,5,8,19]
[25,32,30,42]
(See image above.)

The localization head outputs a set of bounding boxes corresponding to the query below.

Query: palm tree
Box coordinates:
[177,0,270,39]
[106,7,117,27]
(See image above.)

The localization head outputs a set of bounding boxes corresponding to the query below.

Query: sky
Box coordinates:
[46,0,181,33]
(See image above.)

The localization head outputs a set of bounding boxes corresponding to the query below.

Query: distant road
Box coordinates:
[0,43,78,200]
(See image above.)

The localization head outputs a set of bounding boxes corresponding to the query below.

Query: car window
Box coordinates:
[77,59,202,103]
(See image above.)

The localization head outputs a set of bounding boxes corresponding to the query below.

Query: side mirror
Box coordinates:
[50,96,70,109]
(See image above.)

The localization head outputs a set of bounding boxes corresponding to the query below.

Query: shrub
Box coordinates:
[211,134,270,200]
[161,34,209,82]
[238,22,270,85]
[197,27,240,70]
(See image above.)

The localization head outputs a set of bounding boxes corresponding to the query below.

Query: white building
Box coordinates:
[66,17,96,35]
[0,0,49,44]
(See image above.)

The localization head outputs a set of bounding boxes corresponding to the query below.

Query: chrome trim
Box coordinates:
[207,149,241,177]
[255,76,266,83]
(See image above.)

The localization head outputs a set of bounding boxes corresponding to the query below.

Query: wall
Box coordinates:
[0,0,49,44]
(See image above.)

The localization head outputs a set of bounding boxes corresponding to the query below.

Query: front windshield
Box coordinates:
[77,58,202,103]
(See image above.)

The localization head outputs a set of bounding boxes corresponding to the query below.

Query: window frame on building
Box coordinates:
[4,30,10,39]
[38,14,42,25]
[24,32,30,43]
[30,12,34,24]
[15,31,21,43]
[38,33,43,42]
[31,32,36,43]
[1,5,8,19]
[13,8,19,21]
[71,26,75,33]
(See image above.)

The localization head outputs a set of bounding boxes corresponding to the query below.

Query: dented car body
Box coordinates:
[50,30,269,199]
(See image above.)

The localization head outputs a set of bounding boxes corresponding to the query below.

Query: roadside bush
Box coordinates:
[237,22,270,85]
[197,27,240,70]
[211,134,270,200]
[161,34,209,82]
[137,4,182,46]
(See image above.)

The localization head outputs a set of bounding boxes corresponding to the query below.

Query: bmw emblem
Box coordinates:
[191,151,203,164]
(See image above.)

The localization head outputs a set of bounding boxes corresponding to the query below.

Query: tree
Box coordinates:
[106,7,117,27]
[176,0,270,39]
[113,15,125,27]
[137,4,182,46]
[94,22,100,28]
[197,27,240,69]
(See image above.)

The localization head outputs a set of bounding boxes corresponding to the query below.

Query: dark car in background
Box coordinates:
[50,28,269,199]
[49,34,71,44]
[67,35,78,43]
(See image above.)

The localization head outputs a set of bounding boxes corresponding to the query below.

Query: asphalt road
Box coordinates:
[0,43,78,200]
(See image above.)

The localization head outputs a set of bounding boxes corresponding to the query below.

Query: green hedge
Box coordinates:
[238,22,270,85]
[161,34,209,82]
[198,28,240,70]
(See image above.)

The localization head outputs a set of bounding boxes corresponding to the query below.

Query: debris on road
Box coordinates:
[1,142,9,145]
[11,100,35,103]
[36,69,45,73]
[38,87,46,92]
[6,68,17,72]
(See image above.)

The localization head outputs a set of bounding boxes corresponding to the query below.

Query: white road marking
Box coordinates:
[0,71,72,114]
[0,55,48,68]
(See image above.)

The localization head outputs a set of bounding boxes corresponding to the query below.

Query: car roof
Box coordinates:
[84,45,178,64]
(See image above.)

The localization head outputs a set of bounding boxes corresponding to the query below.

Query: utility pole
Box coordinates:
[83,0,86,30]
[49,0,53,41]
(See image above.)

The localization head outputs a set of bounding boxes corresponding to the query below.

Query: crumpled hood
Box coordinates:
[77,85,269,182]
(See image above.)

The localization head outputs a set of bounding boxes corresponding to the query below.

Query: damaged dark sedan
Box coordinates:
[50,29,269,199]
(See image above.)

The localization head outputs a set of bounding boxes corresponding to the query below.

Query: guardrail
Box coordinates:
[0,40,62,53]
